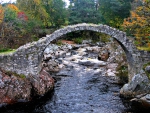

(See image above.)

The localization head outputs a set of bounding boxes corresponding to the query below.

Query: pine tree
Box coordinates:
[68,0,102,24]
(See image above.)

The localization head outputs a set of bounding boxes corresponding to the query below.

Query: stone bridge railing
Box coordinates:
[0,23,149,81]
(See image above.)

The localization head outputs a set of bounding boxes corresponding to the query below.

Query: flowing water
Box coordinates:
[0,63,133,113]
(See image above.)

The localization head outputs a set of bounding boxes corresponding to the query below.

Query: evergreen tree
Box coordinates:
[98,0,132,28]
[68,0,102,24]
[46,0,67,27]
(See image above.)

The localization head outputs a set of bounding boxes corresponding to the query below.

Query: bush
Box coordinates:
[72,37,83,44]
[56,40,63,46]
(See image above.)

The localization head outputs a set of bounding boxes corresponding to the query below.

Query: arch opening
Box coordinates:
[41,29,129,84]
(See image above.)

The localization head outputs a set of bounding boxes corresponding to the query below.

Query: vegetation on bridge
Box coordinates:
[0,0,149,52]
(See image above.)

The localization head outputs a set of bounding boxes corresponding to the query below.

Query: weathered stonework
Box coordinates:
[0,23,149,82]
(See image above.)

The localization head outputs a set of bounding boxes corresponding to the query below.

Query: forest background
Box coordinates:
[0,0,149,52]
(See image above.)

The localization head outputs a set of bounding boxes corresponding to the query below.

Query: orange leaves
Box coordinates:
[122,0,150,47]
[123,11,146,28]
[0,5,4,23]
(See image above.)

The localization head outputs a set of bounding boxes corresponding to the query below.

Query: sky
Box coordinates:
[0,0,70,7]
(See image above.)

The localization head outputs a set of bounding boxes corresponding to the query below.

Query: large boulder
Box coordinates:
[0,69,31,104]
[31,68,54,95]
[0,68,54,106]
[120,70,150,98]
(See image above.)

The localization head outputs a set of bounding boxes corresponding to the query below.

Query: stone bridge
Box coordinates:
[0,23,150,81]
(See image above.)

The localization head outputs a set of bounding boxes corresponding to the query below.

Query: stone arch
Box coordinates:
[0,23,139,81]
[41,23,132,63]
[40,24,133,79]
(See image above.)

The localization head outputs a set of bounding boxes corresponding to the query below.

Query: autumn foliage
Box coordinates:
[0,5,4,23]
[0,0,150,51]
[17,12,28,21]
[122,0,150,48]
[0,4,31,50]
[7,4,19,12]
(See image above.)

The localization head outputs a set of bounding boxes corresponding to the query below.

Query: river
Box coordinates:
[0,44,137,113]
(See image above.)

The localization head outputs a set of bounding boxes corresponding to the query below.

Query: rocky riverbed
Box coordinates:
[0,40,150,112]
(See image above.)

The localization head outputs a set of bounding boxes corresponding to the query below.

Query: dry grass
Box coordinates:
[137,47,150,51]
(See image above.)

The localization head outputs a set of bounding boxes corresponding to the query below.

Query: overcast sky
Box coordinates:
[0,0,70,7]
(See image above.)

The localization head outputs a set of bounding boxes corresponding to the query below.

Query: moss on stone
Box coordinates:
[5,70,26,79]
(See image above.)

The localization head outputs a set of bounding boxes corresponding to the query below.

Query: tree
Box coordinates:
[98,0,132,28]
[68,0,102,24]
[122,0,150,47]
[17,0,67,28]
[17,0,49,27]
[44,0,67,27]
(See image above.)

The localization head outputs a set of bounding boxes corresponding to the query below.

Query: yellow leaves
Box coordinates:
[122,0,150,47]
[7,4,19,12]
[122,10,146,29]
[33,0,41,5]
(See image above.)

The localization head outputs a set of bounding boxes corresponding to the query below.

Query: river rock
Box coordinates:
[130,94,150,109]
[0,69,31,104]
[96,42,105,47]
[106,63,118,71]
[98,48,110,61]
[120,70,150,98]
[47,60,60,72]
[82,40,92,44]
[78,59,106,66]
[0,67,54,106]
[145,66,150,73]
[31,68,54,95]
[43,44,60,60]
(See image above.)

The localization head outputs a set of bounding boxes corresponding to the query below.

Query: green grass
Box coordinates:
[0,49,16,55]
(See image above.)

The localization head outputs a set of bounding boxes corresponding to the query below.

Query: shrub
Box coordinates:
[72,37,83,44]
[116,64,128,84]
